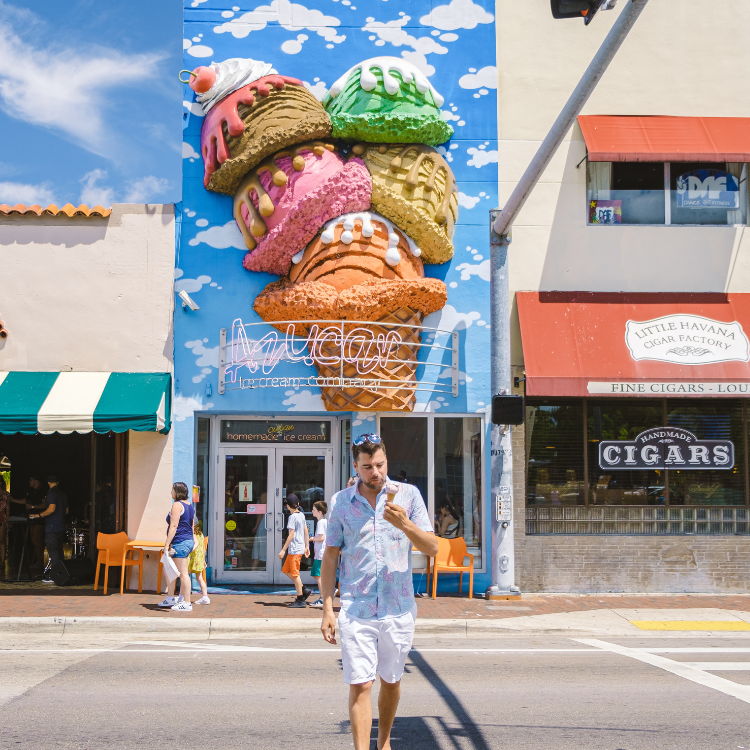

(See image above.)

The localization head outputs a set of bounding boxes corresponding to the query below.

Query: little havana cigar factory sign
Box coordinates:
[599,427,734,471]
[625,314,750,365]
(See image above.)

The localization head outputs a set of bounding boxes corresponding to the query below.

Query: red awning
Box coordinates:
[517,292,750,397]
[578,116,750,162]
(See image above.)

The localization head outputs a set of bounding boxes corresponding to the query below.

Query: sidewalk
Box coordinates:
[1,581,749,623]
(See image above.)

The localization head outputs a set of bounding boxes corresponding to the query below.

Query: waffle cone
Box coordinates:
[313,306,424,412]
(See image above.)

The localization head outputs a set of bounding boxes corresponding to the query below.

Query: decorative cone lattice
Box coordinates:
[313,307,424,412]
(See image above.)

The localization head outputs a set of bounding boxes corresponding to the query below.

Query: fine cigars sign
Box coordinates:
[599,427,734,471]
[625,315,750,365]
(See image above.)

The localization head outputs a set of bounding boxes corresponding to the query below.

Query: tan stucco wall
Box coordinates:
[494,1,750,367]
[0,204,175,372]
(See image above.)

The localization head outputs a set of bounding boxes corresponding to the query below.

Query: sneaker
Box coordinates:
[309,598,323,608]
[171,601,193,612]
[41,577,54,584]
[301,586,312,601]
[287,599,308,608]
[194,596,211,605]
[158,595,181,608]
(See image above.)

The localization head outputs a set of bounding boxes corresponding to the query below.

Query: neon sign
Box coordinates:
[224,318,404,383]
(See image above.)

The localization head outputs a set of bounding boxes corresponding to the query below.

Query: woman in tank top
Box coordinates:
[159,482,196,611]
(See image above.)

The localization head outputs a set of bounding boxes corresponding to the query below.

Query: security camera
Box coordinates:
[178,290,200,311]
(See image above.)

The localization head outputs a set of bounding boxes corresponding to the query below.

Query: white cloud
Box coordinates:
[188,220,246,249]
[459,66,497,89]
[175,275,212,293]
[414,400,444,412]
[214,0,345,45]
[455,259,490,282]
[439,33,458,42]
[0,180,55,206]
[282,389,326,411]
[303,79,328,101]
[0,20,161,158]
[422,0,494,30]
[363,16,447,56]
[441,110,460,122]
[79,169,114,207]
[352,411,376,427]
[438,367,472,383]
[398,51,435,77]
[185,43,214,58]
[185,340,220,376]
[457,192,480,209]
[124,176,170,202]
[281,34,308,54]
[183,141,201,160]
[467,147,498,168]
[174,394,214,421]
[423,304,481,331]
[183,99,205,117]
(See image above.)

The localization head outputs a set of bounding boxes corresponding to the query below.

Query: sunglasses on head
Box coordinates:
[352,433,382,446]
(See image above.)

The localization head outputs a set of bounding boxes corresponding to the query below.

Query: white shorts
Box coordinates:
[338,605,417,685]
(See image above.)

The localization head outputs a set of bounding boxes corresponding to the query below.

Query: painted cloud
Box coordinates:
[459,66,497,89]
[422,0,494,31]
[188,221,246,250]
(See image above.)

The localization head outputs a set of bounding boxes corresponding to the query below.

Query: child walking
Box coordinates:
[308,500,328,608]
[188,520,210,605]
[278,494,311,608]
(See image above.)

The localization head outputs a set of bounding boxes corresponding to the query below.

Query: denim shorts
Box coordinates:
[171,539,195,559]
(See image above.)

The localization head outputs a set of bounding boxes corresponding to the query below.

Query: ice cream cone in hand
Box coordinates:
[386,483,399,503]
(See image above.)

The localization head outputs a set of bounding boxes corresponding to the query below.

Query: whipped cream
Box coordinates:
[197,57,276,114]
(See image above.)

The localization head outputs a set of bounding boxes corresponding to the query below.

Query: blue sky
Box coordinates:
[0,0,182,207]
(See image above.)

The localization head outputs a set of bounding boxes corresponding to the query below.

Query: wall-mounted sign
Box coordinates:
[496,494,512,522]
[221,420,331,444]
[676,169,739,210]
[599,427,734,471]
[192,485,200,504]
[589,199,622,224]
[588,381,750,395]
[239,481,253,503]
[625,315,750,365]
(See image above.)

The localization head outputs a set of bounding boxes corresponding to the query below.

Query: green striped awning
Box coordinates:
[0,372,171,435]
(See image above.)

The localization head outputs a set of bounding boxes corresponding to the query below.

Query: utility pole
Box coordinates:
[486,0,650,599]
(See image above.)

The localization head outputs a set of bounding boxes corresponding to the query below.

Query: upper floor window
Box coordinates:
[587,160,748,226]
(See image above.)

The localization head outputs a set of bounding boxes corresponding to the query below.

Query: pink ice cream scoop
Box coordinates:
[234,142,372,276]
[385,483,399,502]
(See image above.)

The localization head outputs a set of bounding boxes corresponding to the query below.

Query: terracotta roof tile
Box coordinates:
[0,203,111,218]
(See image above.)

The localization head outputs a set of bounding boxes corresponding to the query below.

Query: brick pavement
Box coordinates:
[1,582,749,619]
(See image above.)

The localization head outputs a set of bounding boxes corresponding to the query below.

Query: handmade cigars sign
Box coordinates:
[185,55,459,412]
[625,314,750,365]
[599,427,734,471]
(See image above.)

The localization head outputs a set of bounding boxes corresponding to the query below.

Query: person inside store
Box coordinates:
[25,475,47,571]
[0,476,10,574]
[319,434,438,750]
[435,500,460,538]
[27,475,67,584]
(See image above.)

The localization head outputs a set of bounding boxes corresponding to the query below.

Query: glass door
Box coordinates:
[274,448,333,584]
[215,448,274,583]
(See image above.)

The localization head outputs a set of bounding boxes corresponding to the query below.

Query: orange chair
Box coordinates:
[93,532,143,595]
[430,537,474,599]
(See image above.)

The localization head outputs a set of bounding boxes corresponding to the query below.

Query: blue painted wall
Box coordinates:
[178,0,497,592]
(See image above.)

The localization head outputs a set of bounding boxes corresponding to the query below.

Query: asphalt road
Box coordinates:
[1,633,749,749]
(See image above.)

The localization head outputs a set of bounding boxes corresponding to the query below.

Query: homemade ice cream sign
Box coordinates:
[184,55,459,412]
[625,315,750,365]
[599,427,734,471]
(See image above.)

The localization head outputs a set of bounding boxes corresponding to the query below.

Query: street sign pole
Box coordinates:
[486,0,650,599]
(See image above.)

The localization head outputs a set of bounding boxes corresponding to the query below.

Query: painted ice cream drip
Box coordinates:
[322,56,452,145]
[190,58,277,113]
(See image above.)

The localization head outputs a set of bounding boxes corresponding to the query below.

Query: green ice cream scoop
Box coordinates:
[323,57,453,146]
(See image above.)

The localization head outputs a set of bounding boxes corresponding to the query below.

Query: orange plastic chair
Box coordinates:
[93,532,143,595]
[430,536,474,599]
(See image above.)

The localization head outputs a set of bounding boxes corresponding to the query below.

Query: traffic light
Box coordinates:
[550,0,617,25]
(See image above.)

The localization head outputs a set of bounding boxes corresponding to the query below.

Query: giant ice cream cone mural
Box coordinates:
[187,55,459,412]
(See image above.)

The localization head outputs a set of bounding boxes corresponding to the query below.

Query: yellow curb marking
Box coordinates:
[630,620,750,631]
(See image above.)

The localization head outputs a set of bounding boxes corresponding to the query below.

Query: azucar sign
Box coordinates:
[599,427,734,471]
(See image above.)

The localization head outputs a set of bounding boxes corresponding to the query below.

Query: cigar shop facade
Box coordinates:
[176,1,498,589]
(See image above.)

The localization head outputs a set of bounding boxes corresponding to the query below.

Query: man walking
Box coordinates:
[28,475,67,583]
[320,434,437,750]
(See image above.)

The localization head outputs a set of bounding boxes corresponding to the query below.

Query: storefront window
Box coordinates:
[526,401,584,505]
[587,161,749,226]
[587,400,665,505]
[434,417,482,554]
[667,401,745,506]
[380,417,428,501]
